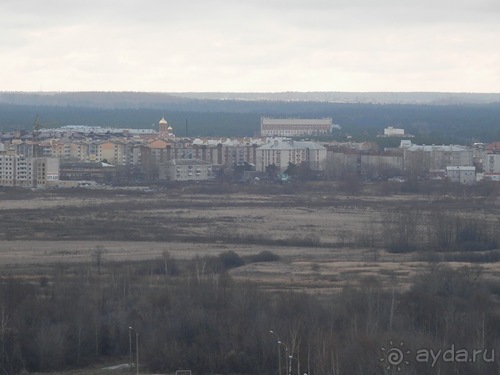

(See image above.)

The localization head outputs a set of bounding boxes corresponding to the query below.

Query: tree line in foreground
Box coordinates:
[1,250,499,375]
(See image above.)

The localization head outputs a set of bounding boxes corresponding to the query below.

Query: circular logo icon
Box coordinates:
[380,341,410,371]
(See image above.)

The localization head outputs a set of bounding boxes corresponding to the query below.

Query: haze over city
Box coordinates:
[1,0,499,93]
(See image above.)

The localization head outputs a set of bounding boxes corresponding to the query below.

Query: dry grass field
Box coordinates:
[1,184,499,294]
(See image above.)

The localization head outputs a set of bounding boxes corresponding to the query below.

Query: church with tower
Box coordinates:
[158,117,175,138]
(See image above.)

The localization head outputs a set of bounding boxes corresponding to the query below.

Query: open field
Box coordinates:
[1,184,499,293]
[2,184,500,375]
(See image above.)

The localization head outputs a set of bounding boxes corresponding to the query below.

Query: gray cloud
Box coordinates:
[0,0,499,92]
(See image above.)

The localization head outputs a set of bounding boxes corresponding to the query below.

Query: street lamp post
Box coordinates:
[279,341,289,375]
[128,328,133,373]
[269,331,282,375]
[288,355,298,375]
[129,326,139,375]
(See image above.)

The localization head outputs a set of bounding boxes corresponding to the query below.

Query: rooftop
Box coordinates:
[166,158,212,166]
[257,140,326,150]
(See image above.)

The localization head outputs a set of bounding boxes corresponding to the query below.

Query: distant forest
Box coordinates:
[0,92,499,143]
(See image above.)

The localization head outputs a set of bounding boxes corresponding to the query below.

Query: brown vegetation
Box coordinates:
[0,183,499,374]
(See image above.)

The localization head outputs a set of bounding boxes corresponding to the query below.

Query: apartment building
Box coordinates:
[325,147,404,179]
[59,162,117,183]
[401,142,474,175]
[483,153,500,173]
[69,142,89,162]
[97,141,129,165]
[256,139,326,172]
[0,155,20,186]
[159,159,213,181]
[0,155,59,187]
[52,140,71,160]
[16,142,35,157]
[34,157,60,188]
[446,166,476,185]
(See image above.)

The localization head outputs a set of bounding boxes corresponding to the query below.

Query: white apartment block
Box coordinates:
[402,142,474,172]
[260,117,333,137]
[256,139,327,172]
[160,159,213,181]
[446,166,476,185]
[0,155,26,187]
[483,153,500,174]
[0,155,59,187]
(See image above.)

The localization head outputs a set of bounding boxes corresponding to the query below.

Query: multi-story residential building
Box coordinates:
[446,166,476,185]
[0,155,59,187]
[129,144,143,166]
[220,139,260,166]
[69,142,89,162]
[360,152,404,178]
[60,162,117,183]
[159,159,213,181]
[141,138,264,169]
[16,142,35,157]
[256,139,327,172]
[325,147,404,179]
[96,141,130,165]
[88,142,99,162]
[189,142,223,165]
[401,141,473,176]
[98,142,115,164]
[0,155,18,186]
[483,153,500,174]
[325,149,361,178]
[52,140,71,161]
[14,156,33,186]
[34,157,60,188]
[260,117,333,137]
[481,142,500,181]
[485,142,500,154]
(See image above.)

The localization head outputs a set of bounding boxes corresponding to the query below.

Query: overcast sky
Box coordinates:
[1,0,499,93]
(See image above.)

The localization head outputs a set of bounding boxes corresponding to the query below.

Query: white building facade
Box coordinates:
[402,142,474,172]
[384,127,405,137]
[256,139,327,172]
[160,159,213,181]
[446,166,476,185]
[0,155,59,187]
[483,153,500,174]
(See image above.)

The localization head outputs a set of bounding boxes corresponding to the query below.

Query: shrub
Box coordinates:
[248,250,280,263]
[218,250,245,269]
[459,241,497,252]
[387,242,417,253]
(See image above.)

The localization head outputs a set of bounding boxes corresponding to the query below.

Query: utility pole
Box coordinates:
[270,331,282,375]
[129,327,139,374]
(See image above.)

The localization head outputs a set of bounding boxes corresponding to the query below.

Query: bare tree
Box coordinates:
[90,245,107,276]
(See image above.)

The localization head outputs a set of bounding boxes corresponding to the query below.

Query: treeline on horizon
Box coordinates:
[1,100,499,143]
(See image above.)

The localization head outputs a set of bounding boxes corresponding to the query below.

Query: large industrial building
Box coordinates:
[260,117,333,137]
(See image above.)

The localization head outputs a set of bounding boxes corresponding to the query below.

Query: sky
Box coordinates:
[1,0,499,93]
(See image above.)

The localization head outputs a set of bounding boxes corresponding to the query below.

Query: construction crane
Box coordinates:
[32,114,43,157]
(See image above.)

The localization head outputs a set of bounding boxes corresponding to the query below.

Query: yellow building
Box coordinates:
[51,140,71,160]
